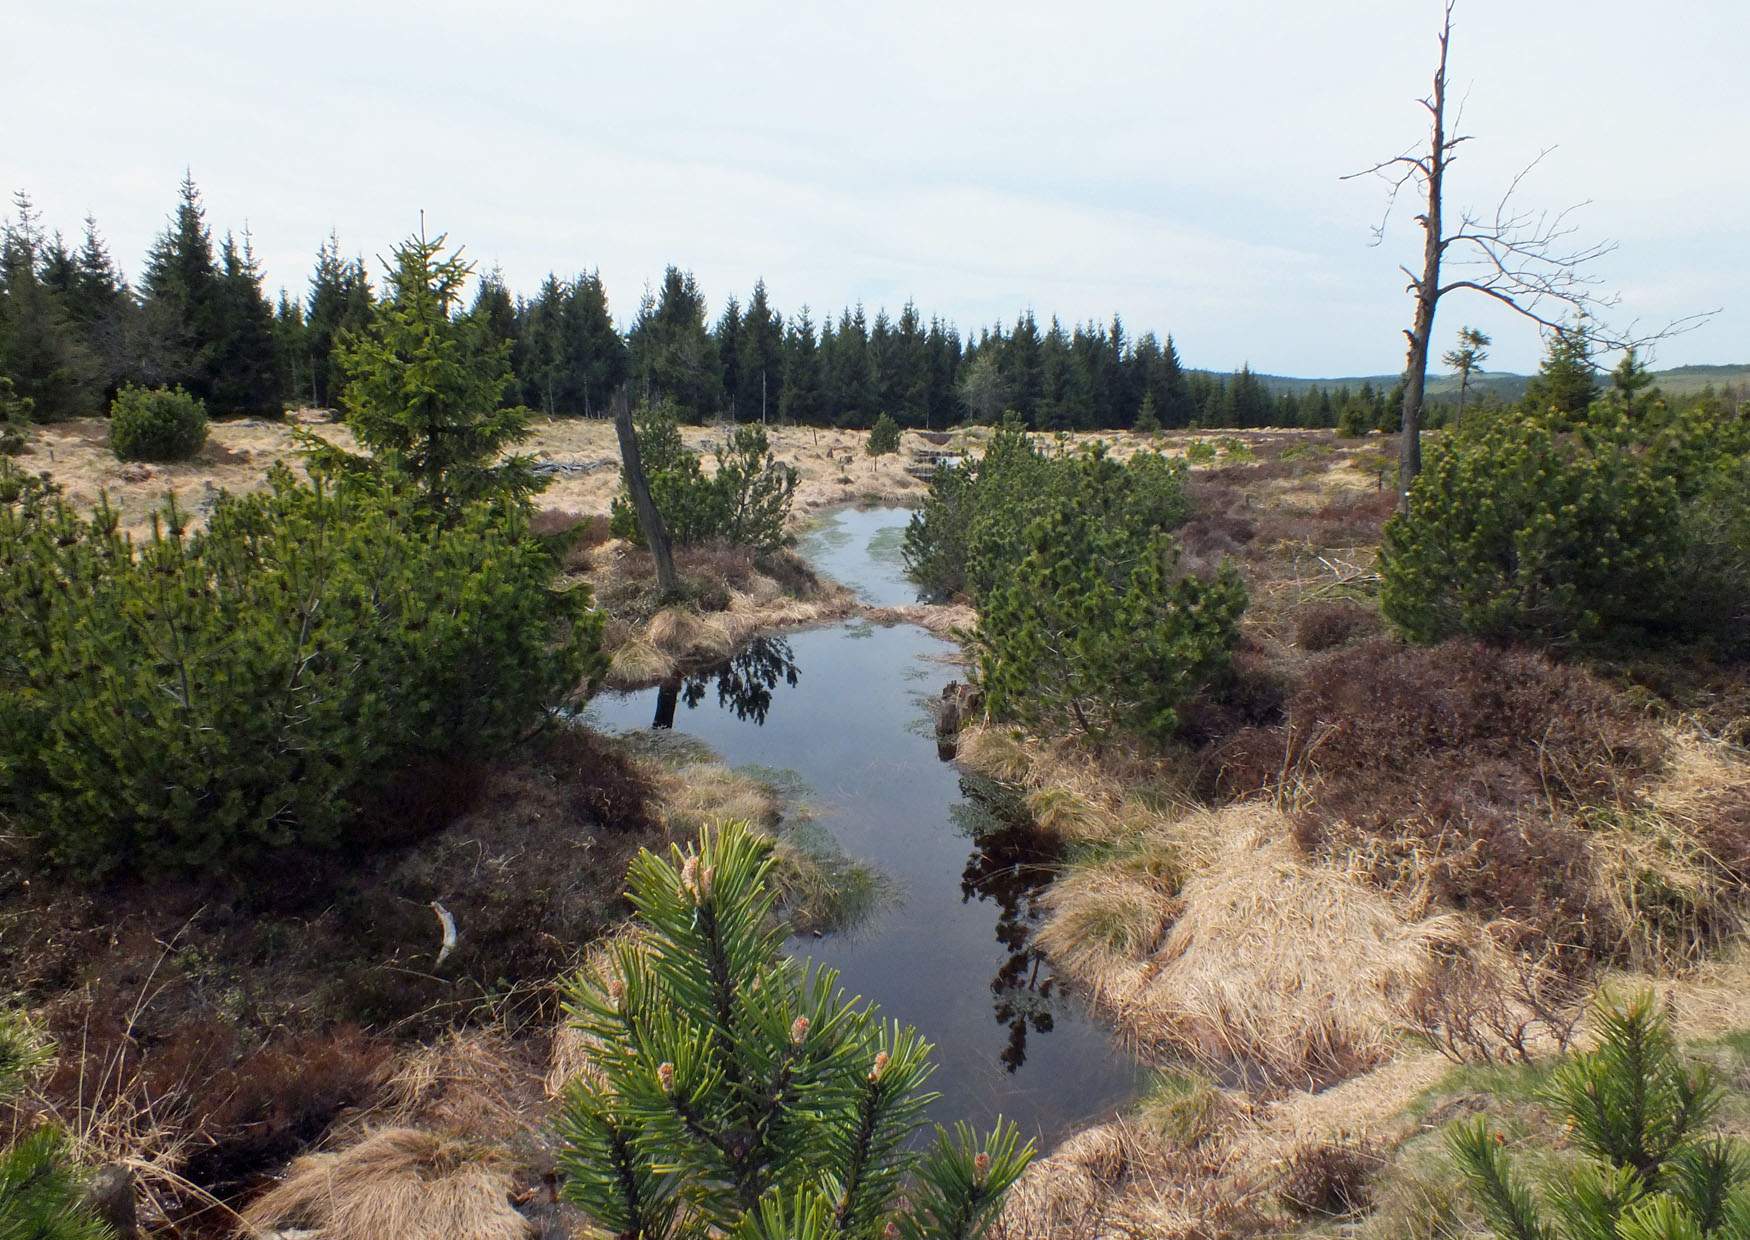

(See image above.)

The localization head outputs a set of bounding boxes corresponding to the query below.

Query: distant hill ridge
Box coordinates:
[1189,362,1750,402]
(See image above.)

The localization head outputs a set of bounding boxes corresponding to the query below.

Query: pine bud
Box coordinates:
[699,864,715,901]
[883,1224,899,1240]
[657,1062,674,1093]
[790,1016,810,1046]
[681,855,700,900]
[868,1051,889,1083]
[608,978,624,1004]
[973,1152,991,1183]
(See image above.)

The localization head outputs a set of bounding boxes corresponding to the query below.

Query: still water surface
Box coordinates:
[585,507,1142,1143]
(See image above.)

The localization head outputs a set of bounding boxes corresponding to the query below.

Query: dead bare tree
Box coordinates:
[1348,0,1714,504]
[611,388,680,599]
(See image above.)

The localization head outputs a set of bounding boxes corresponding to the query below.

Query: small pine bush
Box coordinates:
[867,412,902,456]
[0,1009,112,1239]
[970,446,1246,743]
[610,403,798,554]
[901,419,1192,603]
[0,378,31,456]
[0,462,603,874]
[1450,989,1750,1239]
[108,384,208,462]
[1381,407,1748,649]
[557,819,1031,1238]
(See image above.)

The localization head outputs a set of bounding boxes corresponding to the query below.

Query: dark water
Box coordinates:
[585,507,1142,1144]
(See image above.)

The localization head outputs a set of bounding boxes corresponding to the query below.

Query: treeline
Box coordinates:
[2,176,1408,430]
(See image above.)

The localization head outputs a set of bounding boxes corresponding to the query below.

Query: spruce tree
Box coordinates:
[564,270,625,416]
[716,294,744,417]
[0,194,98,420]
[778,308,823,425]
[66,216,134,398]
[1524,326,1600,419]
[556,819,1031,1239]
[137,173,222,398]
[738,280,784,424]
[303,232,373,408]
[331,230,537,514]
[825,305,873,427]
[628,267,722,418]
[208,231,281,415]
[1609,347,1658,419]
[272,290,308,409]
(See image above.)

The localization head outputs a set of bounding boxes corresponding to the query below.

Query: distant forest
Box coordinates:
[4,176,1722,435]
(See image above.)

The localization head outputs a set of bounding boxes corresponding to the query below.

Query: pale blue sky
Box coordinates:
[6,0,1745,375]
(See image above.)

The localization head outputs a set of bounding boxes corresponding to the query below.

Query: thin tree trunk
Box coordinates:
[613,391,680,599]
[1396,7,1453,507]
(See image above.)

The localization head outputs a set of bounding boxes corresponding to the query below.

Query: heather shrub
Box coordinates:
[609,401,797,553]
[1294,599,1382,651]
[866,411,901,455]
[1222,638,1660,956]
[1381,407,1749,649]
[108,383,207,462]
[1277,1138,1383,1219]
[0,462,604,874]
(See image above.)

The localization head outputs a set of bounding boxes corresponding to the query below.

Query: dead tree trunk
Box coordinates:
[1393,6,1452,506]
[1348,2,1708,511]
[612,391,680,599]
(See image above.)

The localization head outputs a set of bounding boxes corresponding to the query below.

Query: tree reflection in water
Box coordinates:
[651,637,800,729]
[956,779,1067,1074]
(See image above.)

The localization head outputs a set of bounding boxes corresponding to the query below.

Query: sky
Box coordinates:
[5,0,1745,377]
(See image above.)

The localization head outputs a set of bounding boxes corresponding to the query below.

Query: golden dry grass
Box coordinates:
[1044,805,1491,1085]
[373,1030,539,1147]
[240,1126,529,1240]
[15,416,952,537]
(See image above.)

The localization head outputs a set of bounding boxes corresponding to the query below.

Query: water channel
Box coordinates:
[584,507,1143,1144]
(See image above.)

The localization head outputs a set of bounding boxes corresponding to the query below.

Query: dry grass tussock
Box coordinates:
[997,1102,1267,1240]
[240,1126,529,1240]
[590,539,854,689]
[1043,804,1501,1087]
[956,723,1195,842]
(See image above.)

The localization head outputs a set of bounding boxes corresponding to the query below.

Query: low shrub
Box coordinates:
[108,383,208,462]
[1276,1137,1384,1218]
[1381,406,1750,650]
[866,411,901,455]
[0,463,603,874]
[972,448,1246,743]
[0,377,30,455]
[608,401,797,553]
[1,1007,112,1240]
[903,419,1191,601]
[1294,599,1382,651]
[1219,638,1660,957]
